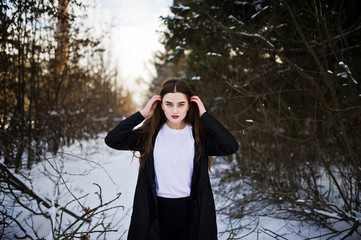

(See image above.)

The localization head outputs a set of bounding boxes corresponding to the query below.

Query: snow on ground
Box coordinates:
[2,134,350,239]
[31,134,140,239]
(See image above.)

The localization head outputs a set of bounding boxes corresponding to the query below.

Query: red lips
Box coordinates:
[171,115,179,119]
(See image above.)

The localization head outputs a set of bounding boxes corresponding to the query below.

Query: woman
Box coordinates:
[105,79,238,240]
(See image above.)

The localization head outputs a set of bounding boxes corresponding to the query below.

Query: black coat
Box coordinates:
[104,112,238,240]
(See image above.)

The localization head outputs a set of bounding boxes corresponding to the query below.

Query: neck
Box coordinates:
[166,120,186,130]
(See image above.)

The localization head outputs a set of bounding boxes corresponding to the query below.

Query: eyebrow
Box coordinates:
[165,101,186,104]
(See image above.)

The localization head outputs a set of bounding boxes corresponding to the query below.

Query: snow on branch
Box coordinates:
[0,162,86,221]
[236,31,275,48]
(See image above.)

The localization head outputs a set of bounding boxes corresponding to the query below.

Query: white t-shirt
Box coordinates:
[153,123,195,198]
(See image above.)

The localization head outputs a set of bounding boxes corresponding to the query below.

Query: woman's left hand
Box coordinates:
[190,96,207,117]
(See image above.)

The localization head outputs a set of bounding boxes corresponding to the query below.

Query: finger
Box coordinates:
[145,96,160,109]
[149,96,161,104]
[153,95,162,101]
[191,99,201,105]
[190,96,201,101]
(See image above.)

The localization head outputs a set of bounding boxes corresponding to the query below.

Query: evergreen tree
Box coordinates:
[159,0,361,237]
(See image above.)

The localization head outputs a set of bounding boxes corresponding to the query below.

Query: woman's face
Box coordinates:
[161,92,190,129]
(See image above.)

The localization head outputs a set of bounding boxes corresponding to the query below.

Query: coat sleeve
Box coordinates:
[104,111,145,151]
[200,112,239,156]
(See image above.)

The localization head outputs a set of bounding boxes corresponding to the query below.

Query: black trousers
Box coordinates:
[157,196,191,240]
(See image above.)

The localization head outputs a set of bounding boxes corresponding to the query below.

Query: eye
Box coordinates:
[166,103,172,107]
[178,103,185,107]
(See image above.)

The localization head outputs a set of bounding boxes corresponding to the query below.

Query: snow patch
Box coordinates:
[172,3,190,11]
[228,15,244,25]
[207,52,222,57]
[191,76,201,80]
[338,61,358,84]
[251,6,269,19]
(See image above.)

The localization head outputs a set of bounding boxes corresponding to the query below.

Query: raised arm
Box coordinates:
[140,95,161,118]
[104,112,145,151]
[105,95,161,151]
[200,113,239,156]
[191,95,238,156]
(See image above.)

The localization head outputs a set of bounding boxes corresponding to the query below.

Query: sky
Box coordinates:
[86,0,173,106]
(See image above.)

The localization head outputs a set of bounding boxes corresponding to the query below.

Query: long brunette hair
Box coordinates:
[137,79,204,169]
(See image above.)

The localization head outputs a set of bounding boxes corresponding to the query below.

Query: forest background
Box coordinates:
[1,0,361,239]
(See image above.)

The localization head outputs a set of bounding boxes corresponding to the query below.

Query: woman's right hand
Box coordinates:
[140,95,162,118]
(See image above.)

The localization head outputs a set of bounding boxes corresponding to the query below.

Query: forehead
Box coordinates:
[163,92,188,102]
